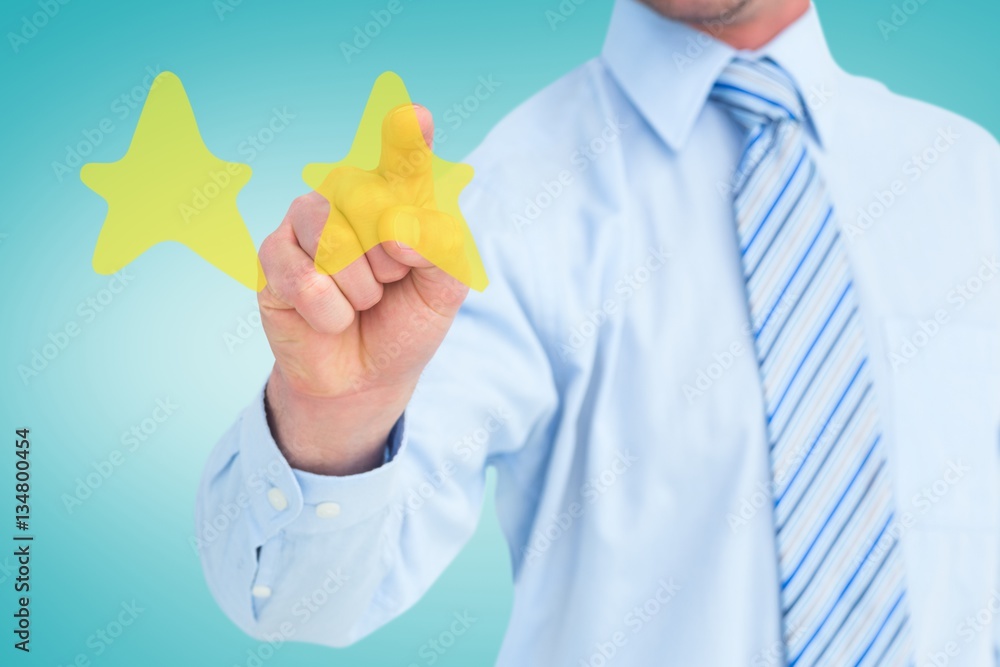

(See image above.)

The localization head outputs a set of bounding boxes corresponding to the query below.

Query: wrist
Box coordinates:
[265,366,409,476]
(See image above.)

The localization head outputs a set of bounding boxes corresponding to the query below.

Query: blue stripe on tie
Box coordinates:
[870,611,909,666]
[787,514,896,666]
[753,207,834,344]
[747,163,817,282]
[757,229,839,366]
[767,303,855,427]
[774,357,867,502]
[809,535,897,664]
[780,434,881,589]
[735,125,780,200]
[782,459,885,617]
[776,380,870,533]
[755,63,801,100]
[745,124,766,156]
[853,592,906,666]
[712,82,798,121]
[765,279,851,430]
[741,148,808,256]
[715,56,912,666]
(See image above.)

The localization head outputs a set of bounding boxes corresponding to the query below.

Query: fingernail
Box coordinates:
[393,211,420,249]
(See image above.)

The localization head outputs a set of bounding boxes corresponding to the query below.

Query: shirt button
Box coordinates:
[267,487,288,512]
[251,585,272,599]
[316,502,341,519]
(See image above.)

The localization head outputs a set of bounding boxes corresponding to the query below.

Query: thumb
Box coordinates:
[379,204,472,293]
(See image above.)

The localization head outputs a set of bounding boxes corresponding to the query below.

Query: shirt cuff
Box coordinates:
[237,388,407,541]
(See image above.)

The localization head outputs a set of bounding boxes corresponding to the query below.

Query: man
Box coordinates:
[196,0,1000,664]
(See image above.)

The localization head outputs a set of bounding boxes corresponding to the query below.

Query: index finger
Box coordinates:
[378,104,435,198]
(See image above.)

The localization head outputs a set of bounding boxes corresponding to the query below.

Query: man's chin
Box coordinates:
[638,0,755,24]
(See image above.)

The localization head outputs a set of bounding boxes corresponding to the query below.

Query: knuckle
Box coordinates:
[287,195,310,217]
[288,192,328,221]
[257,233,281,270]
[351,282,384,311]
[256,285,276,309]
[289,264,330,305]
[318,221,354,254]
[315,306,355,335]
[375,263,409,284]
[437,213,461,252]
[341,178,394,218]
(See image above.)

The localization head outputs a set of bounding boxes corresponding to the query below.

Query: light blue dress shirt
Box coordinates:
[197,1,1000,664]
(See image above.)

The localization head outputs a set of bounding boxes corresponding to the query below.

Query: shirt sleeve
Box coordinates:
[194,179,559,647]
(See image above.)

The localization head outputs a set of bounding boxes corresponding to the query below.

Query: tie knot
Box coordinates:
[710,58,806,131]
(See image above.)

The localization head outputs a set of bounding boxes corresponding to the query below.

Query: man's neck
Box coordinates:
[686,0,810,51]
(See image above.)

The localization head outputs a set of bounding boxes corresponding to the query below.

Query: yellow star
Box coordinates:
[81,72,264,291]
[303,72,488,291]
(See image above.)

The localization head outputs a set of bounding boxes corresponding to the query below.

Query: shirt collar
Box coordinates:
[601,0,840,151]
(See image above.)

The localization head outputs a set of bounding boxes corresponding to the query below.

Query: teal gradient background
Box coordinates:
[1,0,996,664]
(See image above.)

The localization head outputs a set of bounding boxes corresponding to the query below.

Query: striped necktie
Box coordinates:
[710,58,914,666]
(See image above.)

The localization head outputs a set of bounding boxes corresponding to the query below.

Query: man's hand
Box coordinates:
[258,105,469,476]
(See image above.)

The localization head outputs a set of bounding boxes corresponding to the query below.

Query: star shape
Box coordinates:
[82,71,263,291]
[303,72,487,291]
